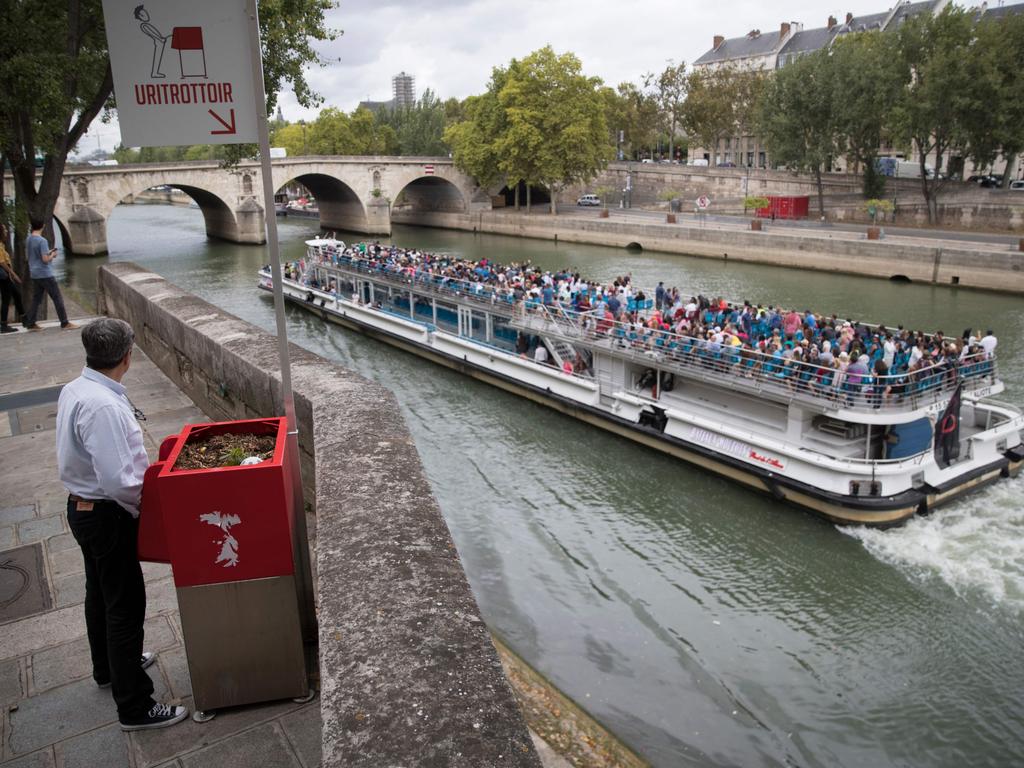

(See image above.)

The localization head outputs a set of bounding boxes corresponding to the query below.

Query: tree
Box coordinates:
[348,107,398,155]
[829,32,904,198]
[0,0,336,306]
[759,50,840,217]
[606,81,659,160]
[377,89,450,156]
[446,49,611,213]
[112,144,141,164]
[269,123,309,157]
[890,7,977,223]
[644,61,687,162]
[681,67,742,165]
[443,67,511,194]
[732,69,767,165]
[495,47,610,214]
[965,14,1024,187]
[442,97,466,126]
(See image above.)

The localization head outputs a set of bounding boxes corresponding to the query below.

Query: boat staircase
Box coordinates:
[545,338,581,369]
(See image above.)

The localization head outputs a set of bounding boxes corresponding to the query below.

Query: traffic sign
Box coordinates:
[102,0,258,146]
[696,195,711,210]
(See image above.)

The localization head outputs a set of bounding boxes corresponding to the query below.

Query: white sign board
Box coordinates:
[102,0,258,146]
[696,195,711,210]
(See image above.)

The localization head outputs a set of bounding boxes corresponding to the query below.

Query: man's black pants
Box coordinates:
[25,277,68,326]
[0,277,24,326]
[67,498,155,720]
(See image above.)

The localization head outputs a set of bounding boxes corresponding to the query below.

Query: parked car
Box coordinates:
[1010,180,1024,190]
[967,174,1002,188]
[576,193,601,207]
[717,162,736,168]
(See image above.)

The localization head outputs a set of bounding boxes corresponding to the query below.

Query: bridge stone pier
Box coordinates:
[48,156,489,255]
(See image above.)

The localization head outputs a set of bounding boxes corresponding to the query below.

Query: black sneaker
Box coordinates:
[97,652,157,688]
[0,326,16,334]
[120,702,188,731]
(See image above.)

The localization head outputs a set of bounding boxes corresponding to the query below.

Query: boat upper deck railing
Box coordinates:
[297,247,998,414]
[302,249,521,315]
[513,302,996,414]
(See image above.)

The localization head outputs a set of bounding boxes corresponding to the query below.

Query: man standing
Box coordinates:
[980,329,998,359]
[0,224,25,333]
[24,219,76,331]
[57,319,187,730]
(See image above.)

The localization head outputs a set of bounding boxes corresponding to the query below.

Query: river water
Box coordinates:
[59,204,1024,768]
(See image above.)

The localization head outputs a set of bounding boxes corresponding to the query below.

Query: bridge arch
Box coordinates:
[393,175,467,214]
[275,173,369,234]
[153,184,246,244]
[54,166,265,254]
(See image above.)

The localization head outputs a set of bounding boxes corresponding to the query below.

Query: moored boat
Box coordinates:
[258,239,1024,527]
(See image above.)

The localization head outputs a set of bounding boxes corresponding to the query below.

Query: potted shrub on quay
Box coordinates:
[863,198,894,240]
[744,196,770,231]
[595,186,614,218]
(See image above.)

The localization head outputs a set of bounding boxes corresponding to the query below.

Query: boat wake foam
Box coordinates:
[841,475,1024,616]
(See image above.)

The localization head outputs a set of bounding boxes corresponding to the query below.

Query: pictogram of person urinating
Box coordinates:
[133,5,208,80]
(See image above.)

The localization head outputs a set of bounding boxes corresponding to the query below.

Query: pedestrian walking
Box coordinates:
[23,218,76,331]
[56,318,188,730]
[0,224,25,333]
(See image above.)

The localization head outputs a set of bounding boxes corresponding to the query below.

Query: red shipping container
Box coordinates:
[755,195,810,220]
[138,418,295,588]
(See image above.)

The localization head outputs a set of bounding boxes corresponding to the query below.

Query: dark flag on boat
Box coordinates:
[934,381,963,469]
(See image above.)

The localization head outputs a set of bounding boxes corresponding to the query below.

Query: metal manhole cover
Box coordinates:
[0,544,52,623]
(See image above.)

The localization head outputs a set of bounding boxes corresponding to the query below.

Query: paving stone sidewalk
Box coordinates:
[0,309,321,768]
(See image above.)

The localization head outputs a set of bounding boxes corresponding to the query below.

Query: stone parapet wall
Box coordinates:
[393,210,1024,294]
[96,262,541,768]
[566,163,861,206]
[564,165,1024,232]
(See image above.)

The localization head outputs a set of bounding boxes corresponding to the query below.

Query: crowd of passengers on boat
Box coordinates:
[279,240,999,406]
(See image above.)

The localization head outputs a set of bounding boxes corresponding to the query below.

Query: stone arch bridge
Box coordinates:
[47,156,489,255]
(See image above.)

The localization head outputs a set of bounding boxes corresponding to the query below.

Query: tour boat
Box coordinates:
[257,238,1024,527]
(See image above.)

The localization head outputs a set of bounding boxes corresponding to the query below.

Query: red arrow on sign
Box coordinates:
[209,108,236,135]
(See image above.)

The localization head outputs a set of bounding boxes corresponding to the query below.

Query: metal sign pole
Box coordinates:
[243,0,318,651]
[244,0,295,434]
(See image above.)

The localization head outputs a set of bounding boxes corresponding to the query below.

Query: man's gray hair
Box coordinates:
[82,318,135,370]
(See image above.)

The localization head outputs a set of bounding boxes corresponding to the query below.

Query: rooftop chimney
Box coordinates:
[828,15,837,28]
[780,22,791,40]
[713,34,725,49]
[846,11,854,25]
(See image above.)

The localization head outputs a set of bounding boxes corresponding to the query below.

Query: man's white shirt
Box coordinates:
[57,367,149,517]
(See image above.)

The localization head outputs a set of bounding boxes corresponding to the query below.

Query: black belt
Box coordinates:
[68,494,113,511]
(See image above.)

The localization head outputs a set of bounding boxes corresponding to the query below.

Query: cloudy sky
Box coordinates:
[81,0,895,153]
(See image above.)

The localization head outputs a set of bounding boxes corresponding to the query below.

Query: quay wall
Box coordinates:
[96,262,542,768]
[568,164,1024,233]
[393,210,1024,294]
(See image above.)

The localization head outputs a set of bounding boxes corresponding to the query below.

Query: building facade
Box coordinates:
[392,72,416,109]
[687,0,1023,179]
